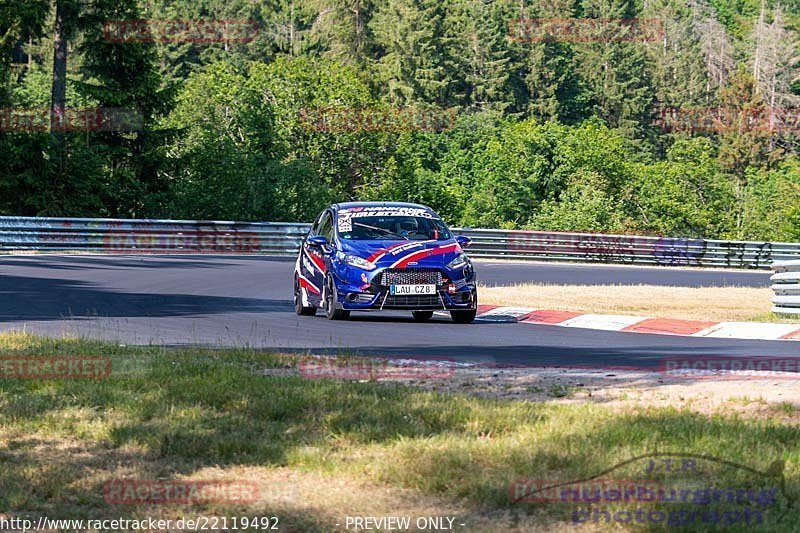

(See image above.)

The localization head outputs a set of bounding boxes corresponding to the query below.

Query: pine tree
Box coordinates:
[515,0,588,123]
[369,0,451,105]
[749,5,800,140]
[0,0,49,106]
[76,0,168,216]
[307,0,375,64]
[690,0,734,94]
[573,0,655,136]
[644,0,711,108]
[445,0,513,111]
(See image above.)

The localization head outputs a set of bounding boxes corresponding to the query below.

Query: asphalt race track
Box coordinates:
[0,254,793,370]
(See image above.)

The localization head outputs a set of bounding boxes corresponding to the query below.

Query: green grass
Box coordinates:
[748,312,800,324]
[1,332,799,531]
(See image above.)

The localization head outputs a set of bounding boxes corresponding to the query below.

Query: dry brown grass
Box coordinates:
[478,283,796,322]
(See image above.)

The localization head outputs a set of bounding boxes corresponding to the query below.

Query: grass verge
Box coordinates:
[1,332,799,531]
[479,283,800,324]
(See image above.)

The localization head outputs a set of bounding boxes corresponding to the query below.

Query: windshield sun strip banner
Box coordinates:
[337,206,440,233]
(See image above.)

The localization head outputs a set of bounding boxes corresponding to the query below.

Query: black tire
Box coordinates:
[412,311,434,322]
[324,275,350,321]
[294,276,317,316]
[450,309,476,324]
[451,289,477,324]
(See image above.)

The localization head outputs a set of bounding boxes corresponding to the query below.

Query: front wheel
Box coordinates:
[324,275,350,321]
[294,276,317,316]
[412,311,434,322]
[450,309,476,324]
[451,290,477,324]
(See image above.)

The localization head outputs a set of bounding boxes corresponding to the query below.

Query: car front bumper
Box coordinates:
[332,266,477,311]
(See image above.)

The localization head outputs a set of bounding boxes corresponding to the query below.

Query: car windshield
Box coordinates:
[339,216,452,241]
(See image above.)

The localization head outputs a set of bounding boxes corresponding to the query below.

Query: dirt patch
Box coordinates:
[479,283,795,323]
[268,360,800,419]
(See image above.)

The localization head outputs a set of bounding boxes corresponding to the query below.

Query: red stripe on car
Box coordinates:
[298,275,321,295]
[391,244,459,269]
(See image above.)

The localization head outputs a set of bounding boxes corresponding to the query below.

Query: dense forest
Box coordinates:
[2,0,800,240]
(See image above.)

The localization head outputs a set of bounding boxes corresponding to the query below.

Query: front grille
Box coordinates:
[383,294,443,308]
[380,268,442,286]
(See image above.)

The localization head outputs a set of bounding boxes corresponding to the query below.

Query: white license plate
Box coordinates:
[390,284,436,295]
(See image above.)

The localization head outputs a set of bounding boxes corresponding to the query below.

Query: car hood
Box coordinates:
[339,239,463,268]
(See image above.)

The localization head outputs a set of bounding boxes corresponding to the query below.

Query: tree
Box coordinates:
[749,5,800,146]
[514,0,588,123]
[572,0,656,136]
[445,0,513,111]
[160,62,283,219]
[690,0,735,94]
[0,0,49,104]
[644,0,712,108]
[307,0,375,64]
[370,0,452,105]
[50,0,79,134]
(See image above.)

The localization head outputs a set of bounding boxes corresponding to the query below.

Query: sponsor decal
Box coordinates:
[388,241,429,256]
[367,240,435,263]
[338,217,353,232]
[337,206,439,233]
[302,254,316,276]
[304,248,325,273]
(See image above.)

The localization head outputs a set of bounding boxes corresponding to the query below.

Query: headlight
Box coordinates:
[447,254,469,270]
[343,254,376,271]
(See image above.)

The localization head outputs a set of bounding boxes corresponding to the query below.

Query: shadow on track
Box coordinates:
[0,275,291,321]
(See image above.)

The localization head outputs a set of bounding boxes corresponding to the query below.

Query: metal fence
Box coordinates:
[0,216,310,254]
[1,216,799,270]
[772,261,800,315]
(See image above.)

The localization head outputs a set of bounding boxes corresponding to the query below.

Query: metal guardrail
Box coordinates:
[457,229,791,269]
[0,216,310,254]
[1,216,798,270]
[772,261,800,315]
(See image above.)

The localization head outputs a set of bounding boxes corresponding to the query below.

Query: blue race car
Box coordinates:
[293,202,477,323]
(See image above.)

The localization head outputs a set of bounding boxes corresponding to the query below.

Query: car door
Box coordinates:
[302,210,331,299]
[316,210,335,279]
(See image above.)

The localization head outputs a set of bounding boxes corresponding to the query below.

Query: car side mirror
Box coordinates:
[307,235,328,248]
[456,235,472,249]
